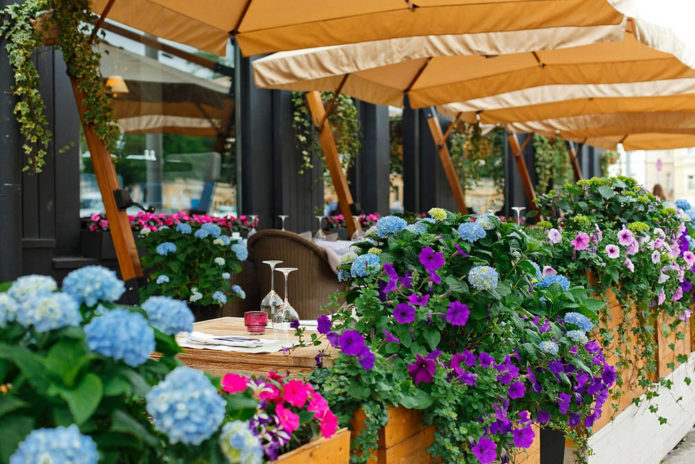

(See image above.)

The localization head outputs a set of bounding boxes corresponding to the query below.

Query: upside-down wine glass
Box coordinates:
[511,206,526,225]
[260,260,283,329]
[350,217,366,241]
[273,267,299,333]
[248,215,259,238]
[314,215,326,241]
[278,215,289,231]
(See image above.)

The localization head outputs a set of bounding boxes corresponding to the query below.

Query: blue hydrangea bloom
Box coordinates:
[688,236,695,249]
[218,235,231,246]
[142,296,194,335]
[566,330,589,345]
[158,225,170,231]
[0,293,18,326]
[338,269,349,281]
[62,266,125,307]
[676,199,692,211]
[201,223,222,238]
[539,341,559,355]
[468,266,499,291]
[146,366,225,445]
[156,242,177,256]
[476,214,496,230]
[212,291,227,305]
[421,218,436,224]
[18,293,81,332]
[156,275,170,284]
[231,243,248,261]
[688,210,695,222]
[194,229,210,239]
[219,421,264,464]
[375,216,407,237]
[8,275,57,302]
[10,425,97,464]
[231,285,246,299]
[222,272,231,279]
[563,312,594,332]
[176,222,192,234]
[84,309,155,367]
[458,222,486,243]
[351,253,381,278]
[536,275,571,291]
[405,222,428,234]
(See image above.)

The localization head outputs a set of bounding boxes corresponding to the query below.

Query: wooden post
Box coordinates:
[507,132,539,213]
[305,91,361,237]
[70,78,143,294]
[567,142,583,181]
[423,107,467,214]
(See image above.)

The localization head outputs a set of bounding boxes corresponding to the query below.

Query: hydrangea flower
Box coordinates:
[190,288,203,302]
[563,312,594,332]
[194,229,209,239]
[232,285,246,299]
[222,272,232,280]
[84,309,155,366]
[156,275,170,285]
[156,242,177,256]
[539,341,559,355]
[146,366,225,445]
[428,207,447,221]
[468,266,499,291]
[219,420,263,464]
[232,243,248,261]
[405,222,427,234]
[63,266,126,307]
[218,235,232,246]
[8,275,57,302]
[536,275,570,291]
[375,216,407,237]
[201,223,222,238]
[18,293,82,332]
[176,222,192,234]
[214,257,226,266]
[0,293,18,326]
[350,253,381,278]
[341,252,358,264]
[567,330,589,345]
[10,425,98,464]
[212,291,228,305]
[457,222,486,243]
[476,214,496,230]
[142,296,194,335]
[676,199,692,211]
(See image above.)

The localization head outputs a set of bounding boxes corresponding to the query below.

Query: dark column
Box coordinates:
[418,111,456,212]
[355,101,389,215]
[504,133,538,213]
[0,0,23,281]
[402,101,420,213]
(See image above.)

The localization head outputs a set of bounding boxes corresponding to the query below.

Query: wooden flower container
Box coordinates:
[275,427,351,463]
[350,407,540,464]
[656,313,691,378]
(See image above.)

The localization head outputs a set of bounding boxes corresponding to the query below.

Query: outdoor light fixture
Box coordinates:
[105,75,129,94]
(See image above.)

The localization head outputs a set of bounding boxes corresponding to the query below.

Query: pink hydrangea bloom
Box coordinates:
[571,233,590,251]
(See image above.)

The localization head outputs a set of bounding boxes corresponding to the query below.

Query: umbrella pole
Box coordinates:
[507,132,539,213]
[305,91,361,237]
[70,78,144,301]
[423,108,467,214]
[567,142,584,181]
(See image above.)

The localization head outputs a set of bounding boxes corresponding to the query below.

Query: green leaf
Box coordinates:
[45,338,94,387]
[59,373,103,425]
[398,389,433,410]
[0,395,28,418]
[224,393,258,421]
[103,374,133,397]
[597,185,616,199]
[153,328,182,356]
[423,327,441,351]
[110,409,159,447]
[0,415,34,463]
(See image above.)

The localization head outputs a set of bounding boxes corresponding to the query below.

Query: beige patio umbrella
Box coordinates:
[90,0,632,57]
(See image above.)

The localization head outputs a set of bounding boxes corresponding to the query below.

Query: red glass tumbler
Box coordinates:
[244,311,268,335]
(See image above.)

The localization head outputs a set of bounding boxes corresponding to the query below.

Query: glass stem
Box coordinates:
[284,274,289,305]
[270,266,275,291]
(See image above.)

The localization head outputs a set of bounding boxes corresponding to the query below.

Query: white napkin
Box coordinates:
[184,331,264,348]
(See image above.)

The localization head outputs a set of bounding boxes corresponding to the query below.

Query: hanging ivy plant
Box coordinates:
[291,91,361,182]
[600,150,620,176]
[533,135,572,194]
[0,0,120,173]
[449,120,505,193]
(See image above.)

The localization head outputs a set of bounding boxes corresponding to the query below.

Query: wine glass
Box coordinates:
[278,215,289,231]
[350,217,366,241]
[248,215,259,238]
[314,215,326,241]
[260,260,283,329]
[511,206,526,225]
[274,267,299,333]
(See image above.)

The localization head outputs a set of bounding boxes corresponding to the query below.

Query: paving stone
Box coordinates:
[662,429,695,464]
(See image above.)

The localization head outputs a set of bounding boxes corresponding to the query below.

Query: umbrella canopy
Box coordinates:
[91,0,632,57]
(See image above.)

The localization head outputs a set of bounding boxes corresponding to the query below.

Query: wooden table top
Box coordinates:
[175,317,334,378]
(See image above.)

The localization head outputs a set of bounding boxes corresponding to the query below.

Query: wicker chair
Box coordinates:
[247,230,346,320]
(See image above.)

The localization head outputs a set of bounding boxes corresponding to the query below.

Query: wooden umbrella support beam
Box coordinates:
[567,142,584,181]
[305,91,361,238]
[423,107,467,214]
[70,77,144,302]
[507,132,539,213]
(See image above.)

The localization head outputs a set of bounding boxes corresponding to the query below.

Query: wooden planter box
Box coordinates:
[275,427,350,463]
[350,406,539,464]
[80,230,117,260]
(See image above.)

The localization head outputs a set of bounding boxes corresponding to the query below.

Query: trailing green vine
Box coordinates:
[291,91,361,182]
[600,150,620,176]
[533,135,571,195]
[0,0,119,172]
[449,121,504,193]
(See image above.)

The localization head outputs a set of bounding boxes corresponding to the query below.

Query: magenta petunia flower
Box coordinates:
[478,352,495,367]
[605,244,620,259]
[684,251,695,267]
[407,353,437,384]
[571,232,590,251]
[652,250,661,264]
[446,301,470,326]
[393,303,416,324]
[408,293,429,306]
[450,351,476,372]
[617,228,634,246]
[625,239,639,255]
[624,257,635,272]
[419,247,445,273]
[471,436,497,464]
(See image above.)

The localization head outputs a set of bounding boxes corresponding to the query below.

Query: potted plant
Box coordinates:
[301,210,613,464]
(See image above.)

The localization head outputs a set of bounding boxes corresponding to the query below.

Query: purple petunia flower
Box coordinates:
[326,331,340,348]
[453,243,470,258]
[507,381,526,399]
[400,272,413,289]
[471,436,497,464]
[429,272,442,285]
[407,353,437,384]
[339,330,366,356]
[408,293,430,306]
[568,413,582,427]
[605,245,620,259]
[512,425,535,448]
[536,410,551,425]
[571,232,590,251]
[558,393,571,414]
[393,303,416,324]
[602,365,617,387]
[682,280,693,292]
[358,347,376,370]
[458,370,477,386]
[383,263,398,279]
[617,228,634,246]
[317,315,332,334]
[382,329,400,344]
[290,320,300,329]
[446,301,470,326]
[315,353,328,368]
[419,247,445,273]
[478,352,495,367]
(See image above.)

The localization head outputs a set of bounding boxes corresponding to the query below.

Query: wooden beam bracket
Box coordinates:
[317,74,349,131]
[507,132,539,213]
